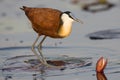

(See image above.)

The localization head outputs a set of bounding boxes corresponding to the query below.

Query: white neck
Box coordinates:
[58,13,74,37]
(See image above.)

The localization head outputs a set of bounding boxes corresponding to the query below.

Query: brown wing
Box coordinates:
[22,6,62,35]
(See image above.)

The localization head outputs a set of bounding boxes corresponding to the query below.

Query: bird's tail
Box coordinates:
[20,6,27,11]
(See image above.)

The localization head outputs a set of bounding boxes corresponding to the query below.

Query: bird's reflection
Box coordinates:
[32,73,45,80]
[4,75,12,80]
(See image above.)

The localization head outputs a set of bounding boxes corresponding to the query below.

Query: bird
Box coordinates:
[20,6,83,67]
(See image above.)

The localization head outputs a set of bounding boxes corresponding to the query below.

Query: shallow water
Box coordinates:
[0,0,120,80]
[0,45,120,80]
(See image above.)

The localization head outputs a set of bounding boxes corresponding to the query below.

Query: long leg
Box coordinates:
[38,36,47,50]
[31,35,45,64]
[37,36,47,63]
[37,36,64,68]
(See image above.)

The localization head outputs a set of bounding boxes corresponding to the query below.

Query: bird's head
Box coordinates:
[62,11,83,24]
